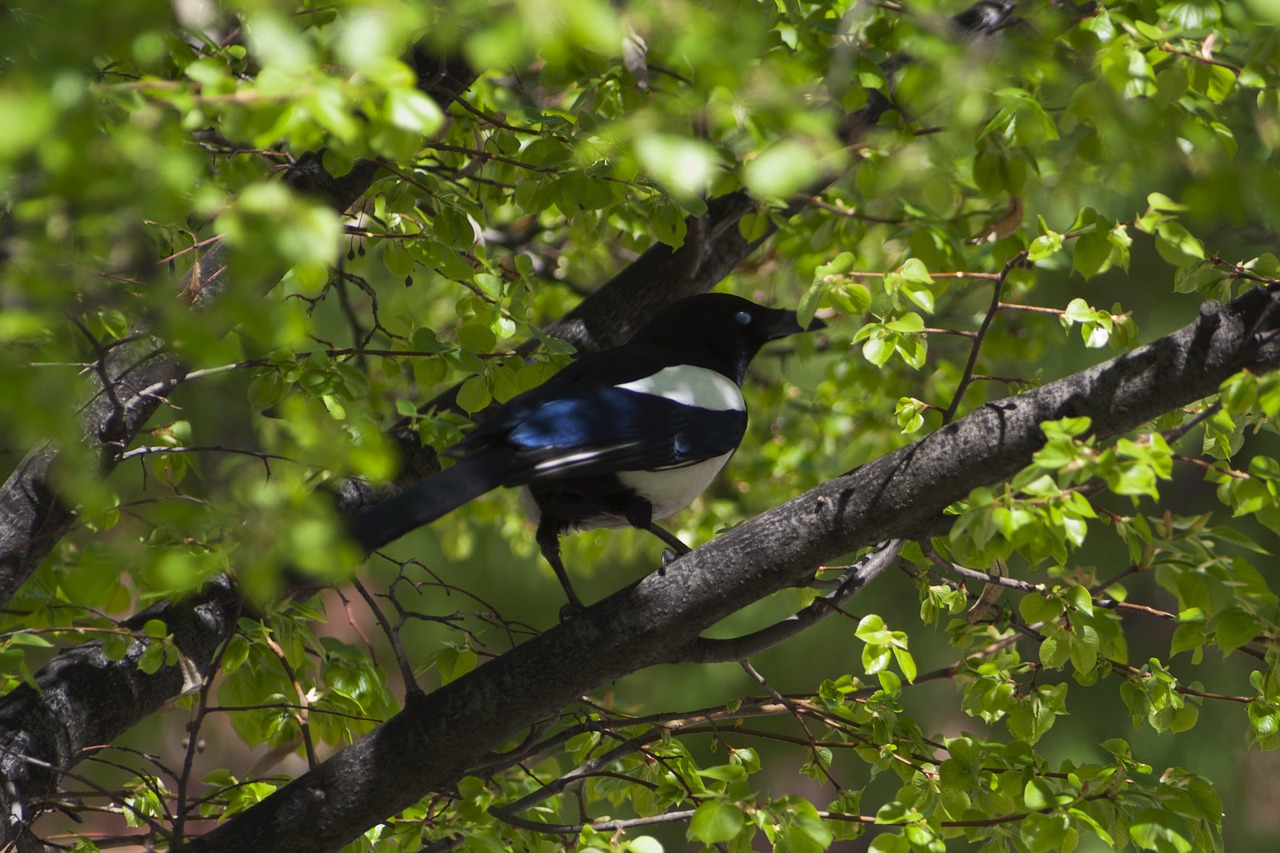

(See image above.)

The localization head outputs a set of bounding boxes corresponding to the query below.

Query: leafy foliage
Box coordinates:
[4,0,1280,851]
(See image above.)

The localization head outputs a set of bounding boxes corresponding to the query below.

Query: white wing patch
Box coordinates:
[616,365,744,411]
[532,441,645,474]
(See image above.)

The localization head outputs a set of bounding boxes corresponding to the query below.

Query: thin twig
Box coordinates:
[262,635,319,769]
[942,251,1027,424]
[352,578,422,697]
[739,660,841,790]
[1162,401,1222,444]
[996,301,1063,316]
[684,541,903,662]
[173,611,242,845]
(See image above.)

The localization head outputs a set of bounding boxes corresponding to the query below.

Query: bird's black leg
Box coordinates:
[624,498,691,571]
[535,518,586,614]
[647,524,692,561]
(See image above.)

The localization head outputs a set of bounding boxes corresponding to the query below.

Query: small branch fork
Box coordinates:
[681,540,905,663]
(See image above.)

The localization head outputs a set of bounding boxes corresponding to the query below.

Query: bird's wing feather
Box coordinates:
[449,346,677,452]
[499,388,746,483]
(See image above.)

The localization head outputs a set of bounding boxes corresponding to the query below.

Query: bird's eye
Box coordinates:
[734,310,752,327]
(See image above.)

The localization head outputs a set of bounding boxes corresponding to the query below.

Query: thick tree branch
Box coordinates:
[187,288,1280,852]
[0,576,242,847]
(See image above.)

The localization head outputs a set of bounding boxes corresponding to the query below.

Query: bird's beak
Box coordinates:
[765,310,826,341]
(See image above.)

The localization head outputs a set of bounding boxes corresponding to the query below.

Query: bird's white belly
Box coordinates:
[617,450,735,520]
[518,450,735,530]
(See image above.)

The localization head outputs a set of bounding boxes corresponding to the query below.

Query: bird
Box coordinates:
[348,292,823,610]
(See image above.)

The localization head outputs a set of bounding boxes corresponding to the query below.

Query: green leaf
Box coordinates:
[1197,63,1237,103]
[651,200,688,248]
[1073,230,1112,278]
[386,88,444,134]
[636,135,716,199]
[895,397,927,434]
[409,327,448,354]
[456,376,491,414]
[436,648,477,685]
[892,647,917,683]
[248,371,287,409]
[1069,807,1115,847]
[779,798,834,853]
[744,139,823,200]
[6,631,53,648]
[456,324,497,354]
[1129,808,1193,853]
[1020,593,1063,624]
[1155,221,1206,267]
[687,800,744,843]
[1147,192,1188,212]
[863,332,895,367]
[1173,260,1225,294]
[1211,608,1260,651]
[1023,777,1053,810]
[1063,297,1094,325]
[425,240,474,280]
[627,836,664,853]
[898,258,932,285]
[382,241,415,278]
[855,614,889,644]
[306,86,359,143]
[138,641,166,675]
[697,763,748,782]
[797,280,826,330]
[885,313,924,333]
[818,251,857,277]
[868,834,909,853]
[901,281,934,313]
[1219,371,1258,416]
[1028,233,1062,261]
[1020,811,1071,853]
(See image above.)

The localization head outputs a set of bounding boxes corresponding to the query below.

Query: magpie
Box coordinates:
[349,293,822,609]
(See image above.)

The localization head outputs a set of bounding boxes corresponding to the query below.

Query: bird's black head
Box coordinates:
[630,293,824,384]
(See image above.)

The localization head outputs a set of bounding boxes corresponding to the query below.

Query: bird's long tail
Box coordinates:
[348,448,515,551]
